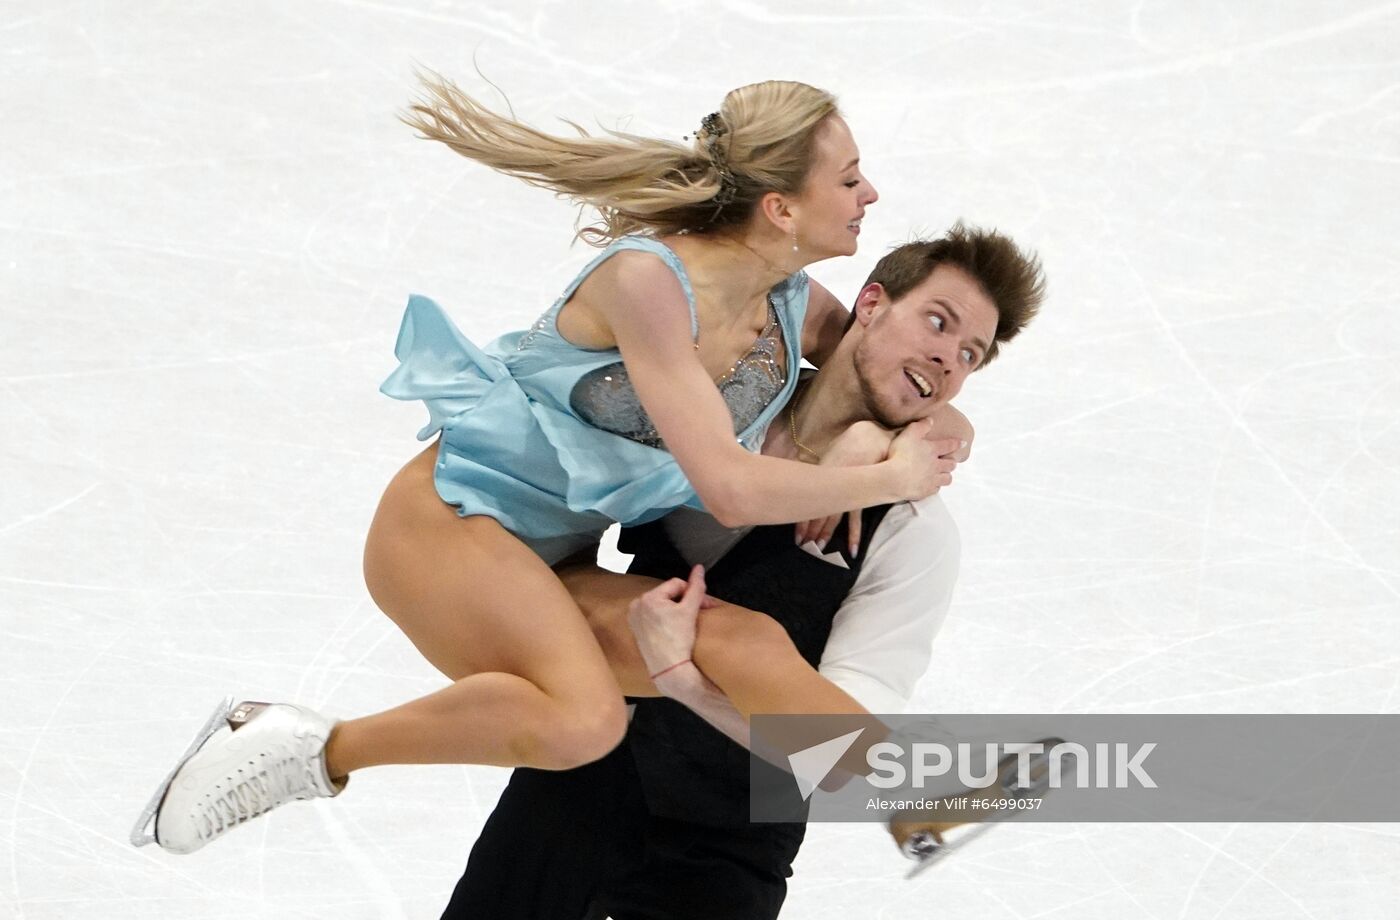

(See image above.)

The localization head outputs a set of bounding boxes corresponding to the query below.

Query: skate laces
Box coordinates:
[194,744,322,842]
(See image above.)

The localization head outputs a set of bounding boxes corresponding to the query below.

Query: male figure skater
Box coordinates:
[445,224,1044,919]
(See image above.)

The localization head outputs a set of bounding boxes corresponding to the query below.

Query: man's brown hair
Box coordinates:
[847,222,1045,368]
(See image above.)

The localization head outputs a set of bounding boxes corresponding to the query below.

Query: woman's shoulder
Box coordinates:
[771,268,812,320]
[563,238,698,342]
[779,268,811,295]
[580,243,690,299]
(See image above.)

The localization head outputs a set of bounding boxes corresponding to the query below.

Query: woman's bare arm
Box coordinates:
[799,279,850,368]
[590,253,954,526]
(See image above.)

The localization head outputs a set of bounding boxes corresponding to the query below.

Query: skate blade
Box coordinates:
[902,736,1069,879]
[129,696,235,848]
[903,821,997,879]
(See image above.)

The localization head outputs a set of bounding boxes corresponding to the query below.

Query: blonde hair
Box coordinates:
[400,73,840,245]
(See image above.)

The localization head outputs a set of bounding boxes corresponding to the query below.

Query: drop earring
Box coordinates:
[791,225,799,253]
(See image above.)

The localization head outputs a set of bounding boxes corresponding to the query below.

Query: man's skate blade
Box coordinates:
[902,737,1068,879]
[903,822,997,879]
[128,696,235,848]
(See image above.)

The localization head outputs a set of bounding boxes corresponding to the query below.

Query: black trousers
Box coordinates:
[442,741,806,920]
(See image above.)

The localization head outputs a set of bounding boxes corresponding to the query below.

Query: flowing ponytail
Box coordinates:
[401,72,839,245]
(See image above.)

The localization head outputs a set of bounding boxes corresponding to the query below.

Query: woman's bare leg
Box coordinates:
[557,562,886,774]
[556,563,1001,852]
[322,449,628,777]
[556,562,866,717]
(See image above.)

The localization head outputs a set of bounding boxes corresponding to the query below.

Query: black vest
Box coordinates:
[617,504,893,828]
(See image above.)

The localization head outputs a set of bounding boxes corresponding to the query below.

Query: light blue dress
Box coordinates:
[381,235,809,564]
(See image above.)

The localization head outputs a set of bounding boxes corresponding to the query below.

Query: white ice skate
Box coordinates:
[890,736,1064,878]
[130,699,346,854]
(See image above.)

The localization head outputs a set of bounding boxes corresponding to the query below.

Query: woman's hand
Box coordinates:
[927,402,975,463]
[796,418,968,554]
[885,420,962,502]
[794,421,898,557]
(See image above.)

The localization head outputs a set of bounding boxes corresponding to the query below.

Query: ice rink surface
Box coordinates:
[3,1,1399,917]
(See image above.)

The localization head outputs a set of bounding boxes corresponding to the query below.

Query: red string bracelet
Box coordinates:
[648,659,692,681]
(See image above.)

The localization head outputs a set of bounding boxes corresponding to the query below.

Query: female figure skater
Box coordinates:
[132,76,961,856]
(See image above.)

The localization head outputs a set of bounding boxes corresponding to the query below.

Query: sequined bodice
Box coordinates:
[569,296,786,449]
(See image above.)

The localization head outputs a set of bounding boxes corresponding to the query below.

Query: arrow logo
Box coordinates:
[787,728,865,800]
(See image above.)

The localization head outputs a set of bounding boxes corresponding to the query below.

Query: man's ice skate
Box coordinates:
[890,736,1064,878]
[130,699,346,855]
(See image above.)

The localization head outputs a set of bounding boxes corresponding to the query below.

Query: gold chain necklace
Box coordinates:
[787,383,821,462]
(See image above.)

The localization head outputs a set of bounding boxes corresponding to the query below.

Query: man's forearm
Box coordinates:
[652,663,751,750]
[655,664,884,787]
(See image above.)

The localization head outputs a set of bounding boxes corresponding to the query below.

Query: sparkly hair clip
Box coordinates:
[699,111,728,138]
[696,111,738,208]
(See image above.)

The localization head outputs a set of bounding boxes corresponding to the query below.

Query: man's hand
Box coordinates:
[625,565,753,749]
[626,564,719,698]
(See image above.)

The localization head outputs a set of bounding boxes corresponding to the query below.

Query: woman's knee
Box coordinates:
[528,692,629,770]
[693,606,797,683]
